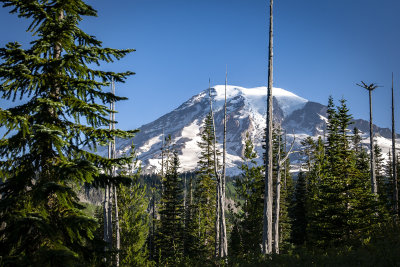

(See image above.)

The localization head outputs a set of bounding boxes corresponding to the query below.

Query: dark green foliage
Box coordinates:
[231,133,264,256]
[307,97,384,248]
[0,1,135,265]
[353,128,370,173]
[300,136,316,172]
[158,150,184,263]
[118,172,150,266]
[291,171,307,246]
[187,113,218,259]
[183,173,195,257]
[374,144,390,205]
[228,224,400,267]
[272,129,294,252]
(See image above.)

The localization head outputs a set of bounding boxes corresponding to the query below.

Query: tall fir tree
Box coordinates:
[353,127,370,175]
[189,113,218,260]
[157,150,184,264]
[118,182,150,266]
[116,150,150,266]
[231,133,264,256]
[0,1,135,265]
[307,97,382,248]
[291,170,307,246]
[374,144,390,205]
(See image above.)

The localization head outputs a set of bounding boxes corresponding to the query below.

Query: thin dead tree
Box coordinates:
[149,177,155,260]
[392,73,398,220]
[283,130,287,189]
[357,81,379,195]
[111,79,120,267]
[263,0,274,255]
[104,78,115,260]
[209,80,220,258]
[209,78,228,258]
[273,127,295,254]
[103,163,110,252]
[220,69,228,258]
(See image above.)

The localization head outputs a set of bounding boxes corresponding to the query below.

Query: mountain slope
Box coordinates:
[106,85,397,175]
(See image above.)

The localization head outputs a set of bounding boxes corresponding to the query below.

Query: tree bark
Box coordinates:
[274,131,295,254]
[369,89,377,195]
[392,73,398,219]
[111,79,120,267]
[103,184,109,251]
[209,81,220,258]
[114,185,120,266]
[220,69,228,258]
[273,129,281,254]
[357,82,378,195]
[215,178,220,258]
[107,183,113,250]
[262,0,274,255]
[106,79,113,251]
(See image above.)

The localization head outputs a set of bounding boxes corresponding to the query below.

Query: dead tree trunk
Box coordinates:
[392,73,398,219]
[273,129,282,254]
[357,81,378,195]
[105,78,114,253]
[103,77,111,253]
[283,130,287,189]
[273,129,295,254]
[107,186,113,249]
[103,184,110,251]
[263,0,274,255]
[161,129,165,194]
[209,81,220,258]
[111,80,120,267]
[220,69,228,258]
[114,185,120,266]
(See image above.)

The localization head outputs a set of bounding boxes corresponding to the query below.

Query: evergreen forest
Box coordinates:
[1,0,400,266]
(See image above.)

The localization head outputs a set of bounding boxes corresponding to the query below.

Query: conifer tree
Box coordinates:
[232,133,264,255]
[0,1,135,265]
[189,113,218,259]
[352,127,362,153]
[291,171,307,246]
[307,97,382,248]
[353,128,370,174]
[158,150,184,264]
[183,173,195,257]
[374,144,388,202]
[117,157,150,266]
[300,137,316,172]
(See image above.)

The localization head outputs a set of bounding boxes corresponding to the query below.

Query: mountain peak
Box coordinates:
[105,85,396,175]
[210,85,308,117]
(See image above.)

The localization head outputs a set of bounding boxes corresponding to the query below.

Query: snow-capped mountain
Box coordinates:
[106,85,398,175]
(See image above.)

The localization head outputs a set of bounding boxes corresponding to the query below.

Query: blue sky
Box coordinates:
[1,0,400,131]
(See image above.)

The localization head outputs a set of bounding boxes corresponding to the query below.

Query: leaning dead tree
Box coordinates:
[273,127,295,254]
[220,70,228,258]
[392,73,398,219]
[357,81,378,195]
[263,0,274,255]
[208,79,228,258]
